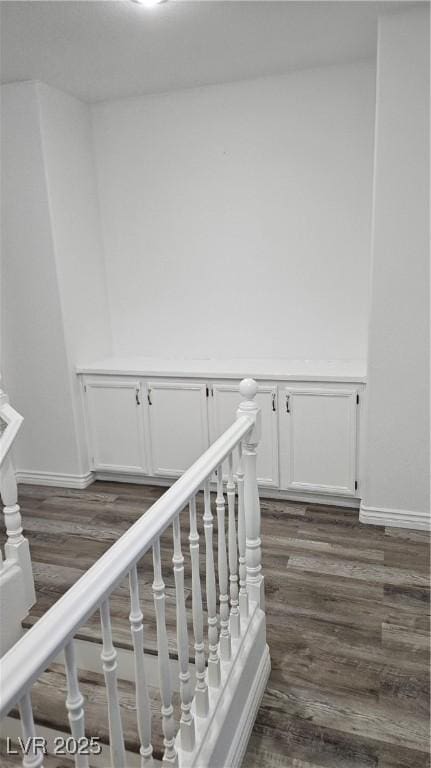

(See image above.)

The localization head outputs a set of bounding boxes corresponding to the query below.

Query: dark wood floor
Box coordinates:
[2,482,430,767]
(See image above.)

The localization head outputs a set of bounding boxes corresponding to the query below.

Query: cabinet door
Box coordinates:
[147,381,209,477]
[84,378,147,473]
[210,383,279,487]
[279,387,357,495]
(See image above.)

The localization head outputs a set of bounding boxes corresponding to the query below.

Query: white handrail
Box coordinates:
[0,392,24,468]
[0,411,255,717]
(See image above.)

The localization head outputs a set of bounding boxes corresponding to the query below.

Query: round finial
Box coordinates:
[239,378,258,400]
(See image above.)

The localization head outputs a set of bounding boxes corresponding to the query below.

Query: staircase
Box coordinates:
[5,662,176,765]
[0,379,270,768]
[4,502,208,764]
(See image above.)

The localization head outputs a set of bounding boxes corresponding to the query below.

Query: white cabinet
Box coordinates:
[147,381,209,477]
[279,387,358,496]
[84,378,147,473]
[80,367,363,499]
[210,383,279,487]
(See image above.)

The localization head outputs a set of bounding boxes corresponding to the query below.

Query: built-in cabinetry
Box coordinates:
[84,378,147,474]
[279,386,358,496]
[210,383,279,487]
[78,359,366,501]
[146,381,209,477]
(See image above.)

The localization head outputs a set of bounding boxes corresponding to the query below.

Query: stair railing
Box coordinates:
[0,378,266,768]
[0,387,36,656]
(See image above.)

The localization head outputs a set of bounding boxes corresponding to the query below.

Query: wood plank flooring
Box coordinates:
[1,482,429,767]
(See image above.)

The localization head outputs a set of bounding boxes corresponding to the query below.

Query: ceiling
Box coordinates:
[0,0,413,103]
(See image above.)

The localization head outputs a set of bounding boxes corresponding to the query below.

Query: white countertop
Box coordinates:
[76,357,367,383]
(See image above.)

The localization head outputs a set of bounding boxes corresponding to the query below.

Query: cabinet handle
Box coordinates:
[147,388,152,406]
[272,393,276,412]
[135,389,141,406]
[286,394,290,413]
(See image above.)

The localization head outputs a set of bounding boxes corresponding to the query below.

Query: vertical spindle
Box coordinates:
[172,515,195,751]
[18,692,44,768]
[64,640,89,768]
[216,465,231,661]
[236,443,249,619]
[203,481,221,687]
[129,565,154,767]
[152,539,178,765]
[100,599,126,768]
[227,453,240,637]
[188,496,209,717]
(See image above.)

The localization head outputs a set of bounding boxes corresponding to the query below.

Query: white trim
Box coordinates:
[94,471,360,508]
[95,471,172,487]
[14,467,360,508]
[224,643,271,768]
[75,357,367,383]
[254,486,360,508]
[16,470,94,489]
[360,502,430,531]
[287,480,356,496]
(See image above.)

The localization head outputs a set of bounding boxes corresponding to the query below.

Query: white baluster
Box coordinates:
[100,599,126,768]
[216,465,231,661]
[172,515,195,751]
[64,641,89,768]
[1,454,35,608]
[236,443,249,619]
[203,481,221,687]
[188,496,209,717]
[152,539,178,766]
[129,566,154,767]
[237,379,264,608]
[227,453,240,638]
[18,692,44,768]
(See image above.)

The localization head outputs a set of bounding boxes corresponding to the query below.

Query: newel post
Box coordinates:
[0,388,36,610]
[237,378,264,609]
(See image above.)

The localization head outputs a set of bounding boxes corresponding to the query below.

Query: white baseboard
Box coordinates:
[360,502,430,531]
[15,466,360,509]
[94,471,360,509]
[94,471,172,487]
[16,470,94,490]
[255,487,359,508]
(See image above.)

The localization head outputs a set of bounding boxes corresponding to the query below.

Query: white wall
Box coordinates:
[93,60,376,361]
[362,6,430,520]
[1,81,81,475]
[37,83,111,369]
[1,81,111,478]
[37,83,112,472]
